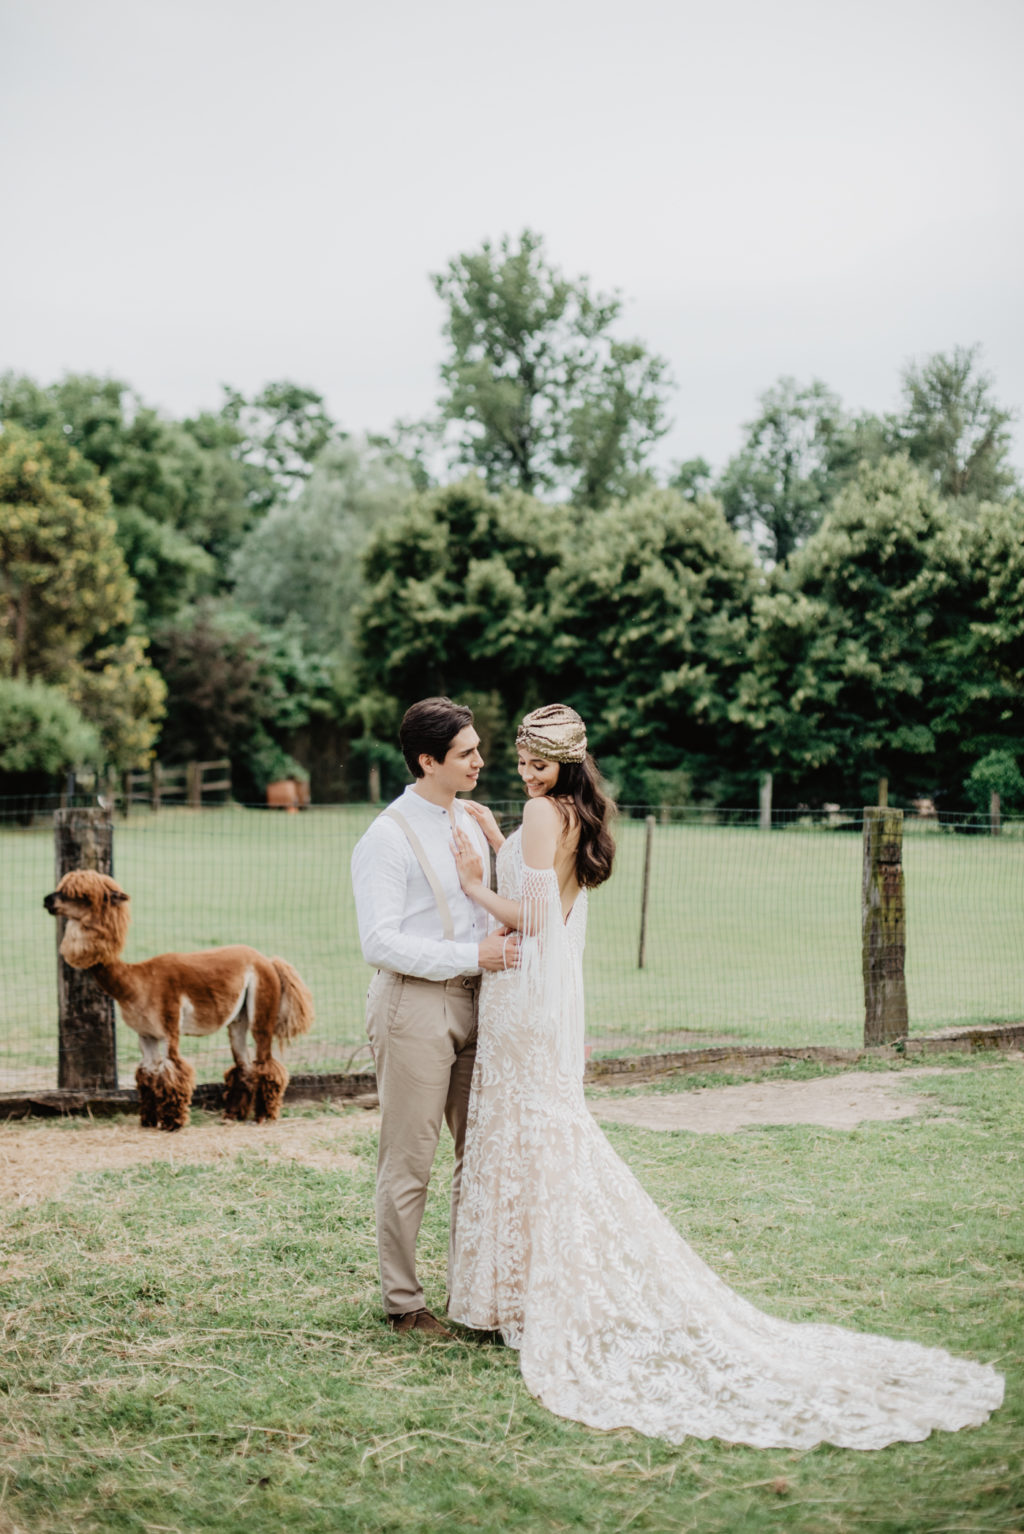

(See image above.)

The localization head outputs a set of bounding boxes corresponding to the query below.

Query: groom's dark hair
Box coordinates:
[400,697,474,778]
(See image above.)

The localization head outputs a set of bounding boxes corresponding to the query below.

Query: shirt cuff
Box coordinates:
[453,942,481,976]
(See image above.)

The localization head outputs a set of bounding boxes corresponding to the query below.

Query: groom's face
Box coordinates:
[422,725,483,797]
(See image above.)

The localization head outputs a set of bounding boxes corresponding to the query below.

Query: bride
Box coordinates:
[446,703,1004,1450]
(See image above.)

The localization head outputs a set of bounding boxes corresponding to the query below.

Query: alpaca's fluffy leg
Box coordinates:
[252,1058,289,1122]
[223,1063,255,1121]
[154,1056,196,1131]
[135,1063,160,1128]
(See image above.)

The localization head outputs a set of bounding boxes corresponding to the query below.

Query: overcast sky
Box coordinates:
[2,0,1022,477]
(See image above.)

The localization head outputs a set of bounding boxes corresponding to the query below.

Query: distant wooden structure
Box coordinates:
[121,759,231,813]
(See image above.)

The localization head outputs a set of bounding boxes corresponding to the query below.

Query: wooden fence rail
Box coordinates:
[121,759,231,814]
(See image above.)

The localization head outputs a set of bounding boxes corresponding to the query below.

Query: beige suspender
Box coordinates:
[382,805,456,942]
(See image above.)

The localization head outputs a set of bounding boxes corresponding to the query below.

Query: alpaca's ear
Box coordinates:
[110,890,130,904]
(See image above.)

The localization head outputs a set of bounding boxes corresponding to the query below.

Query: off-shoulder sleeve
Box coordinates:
[517,862,583,1078]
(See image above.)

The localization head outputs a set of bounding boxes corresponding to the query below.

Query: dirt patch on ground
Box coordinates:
[590,1067,967,1134]
[0,1111,369,1207]
[3,1063,1014,1206]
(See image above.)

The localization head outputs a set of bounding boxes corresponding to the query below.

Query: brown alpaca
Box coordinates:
[43,870,315,1131]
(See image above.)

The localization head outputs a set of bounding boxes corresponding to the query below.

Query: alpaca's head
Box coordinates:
[43,870,131,967]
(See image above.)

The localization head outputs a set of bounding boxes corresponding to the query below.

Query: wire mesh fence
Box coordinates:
[2,796,1022,1091]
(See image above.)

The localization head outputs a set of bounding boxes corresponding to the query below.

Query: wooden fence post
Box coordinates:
[862,806,908,1046]
[637,815,655,969]
[54,807,118,1089]
[990,790,1001,836]
[759,771,773,830]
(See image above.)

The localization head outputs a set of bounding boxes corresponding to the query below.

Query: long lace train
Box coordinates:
[448,831,1003,1449]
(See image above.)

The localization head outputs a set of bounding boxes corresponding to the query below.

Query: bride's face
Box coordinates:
[518,750,559,797]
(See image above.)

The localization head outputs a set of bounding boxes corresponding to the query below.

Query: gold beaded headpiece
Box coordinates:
[515,704,588,764]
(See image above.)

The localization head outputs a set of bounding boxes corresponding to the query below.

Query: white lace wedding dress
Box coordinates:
[447,830,1004,1449]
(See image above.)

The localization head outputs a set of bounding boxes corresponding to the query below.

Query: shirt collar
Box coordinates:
[402,784,466,820]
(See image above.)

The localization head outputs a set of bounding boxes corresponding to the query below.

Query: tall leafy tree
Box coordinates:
[230,439,411,660]
[431,230,671,507]
[354,477,571,788]
[0,425,135,679]
[0,426,165,767]
[552,488,760,800]
[889,345,1018,505]
[717,378,855,565]
[218,380,341,515]
[739,457,973,804]
[960,497,1024,771]
[0,372,241,618]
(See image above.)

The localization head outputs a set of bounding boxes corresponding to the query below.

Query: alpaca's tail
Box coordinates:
[271,958,315,1042]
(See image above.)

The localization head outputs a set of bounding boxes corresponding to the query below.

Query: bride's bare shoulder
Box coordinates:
[522,796,561,825]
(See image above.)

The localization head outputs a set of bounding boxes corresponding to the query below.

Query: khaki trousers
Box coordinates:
[366,969,479,1315]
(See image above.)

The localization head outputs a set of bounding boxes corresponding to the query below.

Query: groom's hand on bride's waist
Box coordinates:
[478,929,521,972]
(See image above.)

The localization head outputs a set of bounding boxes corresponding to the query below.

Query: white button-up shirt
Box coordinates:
[350,785,491,981]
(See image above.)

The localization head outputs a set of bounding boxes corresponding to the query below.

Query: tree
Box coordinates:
[354,478,572,789]
[431,230,672,507]
[957,497,1024,773]
[0,426,165,768]
[218,381,341,516]
[889,345,1018,504]
[964,749,1024,816]
[149,602,335,796]
[0,372,243,617]
[230,439,411,660]
[717,378,855,565]
[740,457,973,804]
[0,678,101,777]
[552,488,760,800]
[0,425,135,678]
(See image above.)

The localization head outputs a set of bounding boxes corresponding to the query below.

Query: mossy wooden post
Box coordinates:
[54,807,118,1089]
[862,806,908,1046]
[637,815,655,969]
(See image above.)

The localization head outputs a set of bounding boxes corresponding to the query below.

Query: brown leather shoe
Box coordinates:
[386,1308,453,1338]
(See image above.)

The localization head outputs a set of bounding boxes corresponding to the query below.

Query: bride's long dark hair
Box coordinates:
[547,756,616,889]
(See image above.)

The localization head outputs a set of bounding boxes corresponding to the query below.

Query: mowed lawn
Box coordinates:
[2,806,1023,1084]
[0,1058,1020,1533]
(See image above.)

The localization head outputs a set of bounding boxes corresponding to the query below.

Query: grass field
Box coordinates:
[2,806,1023,1087]
[0,1056,1020,1533]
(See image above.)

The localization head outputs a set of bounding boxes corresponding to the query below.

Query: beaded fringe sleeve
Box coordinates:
[447,829,1004,1450]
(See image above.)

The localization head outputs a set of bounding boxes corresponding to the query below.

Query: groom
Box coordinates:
[351,697,515,1336]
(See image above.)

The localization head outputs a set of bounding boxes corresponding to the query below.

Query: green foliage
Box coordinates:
[149,602,335,794]
[740,457,972,801]
[0,372,245,614]
[0,425,165,769]
[554,488,760,797]
[218,379,341,515]
[965,497,1024,694]
[964,749,1024,814]
[355,477,571,749]
[64,634,167,771]
[230,439,411,659]
[890,345,1018,504]
[0,423,135,677]
[0,676,101,774]
[717,378,856,565]
[431,230,671,506]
